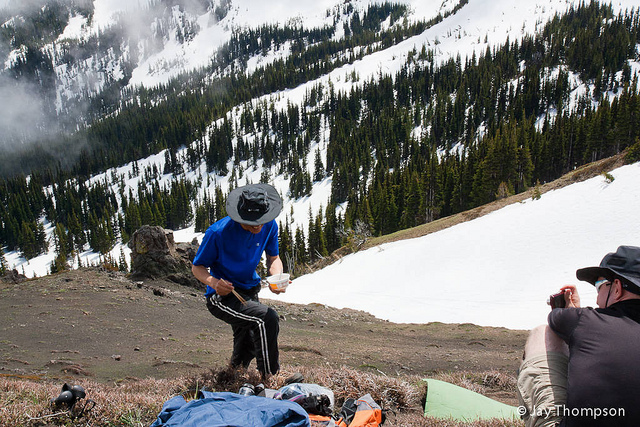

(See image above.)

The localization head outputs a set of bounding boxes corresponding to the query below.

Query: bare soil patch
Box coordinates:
[0,268,526,387]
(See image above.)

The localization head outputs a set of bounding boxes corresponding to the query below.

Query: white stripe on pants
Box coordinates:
[208,295,275,375]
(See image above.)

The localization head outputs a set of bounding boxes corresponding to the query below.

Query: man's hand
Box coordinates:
[268,282,290,295]
[560,285,581,308]
[192,264,234,296]
[265,254,288,294]
[215,278,234,296]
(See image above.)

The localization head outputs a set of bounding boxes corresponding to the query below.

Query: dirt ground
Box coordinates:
[0,268,527,407]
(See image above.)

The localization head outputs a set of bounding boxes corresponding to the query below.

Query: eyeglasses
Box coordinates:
[595,279,612,292]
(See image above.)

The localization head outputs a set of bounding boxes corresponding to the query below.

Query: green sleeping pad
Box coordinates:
[423,378,520,421]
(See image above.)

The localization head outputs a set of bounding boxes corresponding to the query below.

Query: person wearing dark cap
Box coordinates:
[192,183,286,379]
[516,245,640,427]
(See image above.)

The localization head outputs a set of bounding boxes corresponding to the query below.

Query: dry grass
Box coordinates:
[431,370,517,396]
[179,365,422,409]
[0,376,183,427]
[1,367,523,426]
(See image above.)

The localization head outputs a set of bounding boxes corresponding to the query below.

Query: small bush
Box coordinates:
[531,181,542,201]
[602,171,615,183]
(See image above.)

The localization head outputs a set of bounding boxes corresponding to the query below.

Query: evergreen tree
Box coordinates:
[314,209,328,259]
[50,253,68,274]
[140,199,154,225]
[0,246,7,275]
[67,211,86,251]
[278,220,294,273]
[313,148,325,182]
[324,203,341,254]
[53,223,70,259]
[18,220,46,260]
[294,226,308,266]
[400,171,422,228]
[215,185,227,221]
[118,247,129,272]
[124,203,142,239]
[307,207,328,261]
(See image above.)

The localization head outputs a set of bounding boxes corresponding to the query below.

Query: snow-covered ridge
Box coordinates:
[4,0,639,121]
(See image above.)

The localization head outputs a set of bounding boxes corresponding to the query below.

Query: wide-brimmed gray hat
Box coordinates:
[226,183,282,226]
[576,246,640,292]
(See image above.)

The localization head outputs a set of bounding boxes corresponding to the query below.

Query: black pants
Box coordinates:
[206,287,280,376]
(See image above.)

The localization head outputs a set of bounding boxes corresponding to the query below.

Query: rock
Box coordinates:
[127,225,200,289]
[1,269,27,284]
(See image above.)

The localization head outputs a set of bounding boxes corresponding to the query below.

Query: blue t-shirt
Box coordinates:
[193,216,279,297]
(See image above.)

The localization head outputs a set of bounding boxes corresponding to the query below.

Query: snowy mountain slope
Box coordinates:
[78,0,640,92]
[8,0,637,117]
[245,0,640,115]
[0,0,458,115]
[4,0,640,268]
[2,0,638,144]
[3,0,640,330]
[174,0,640,238]
[269,161,640,330]
[94,0,462,89]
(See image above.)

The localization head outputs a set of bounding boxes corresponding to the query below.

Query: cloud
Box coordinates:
[0,74,77,177]
[0,77,54,148]
[0,0,49,15]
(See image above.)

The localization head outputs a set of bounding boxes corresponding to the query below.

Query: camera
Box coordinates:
[548,291,566,309]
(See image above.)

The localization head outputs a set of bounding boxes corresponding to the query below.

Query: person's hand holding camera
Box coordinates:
[548,285,581,309]
[559,285,581,308]
[559,285,580,308]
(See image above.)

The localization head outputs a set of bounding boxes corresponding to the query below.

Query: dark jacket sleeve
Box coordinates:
[548,307,583,343]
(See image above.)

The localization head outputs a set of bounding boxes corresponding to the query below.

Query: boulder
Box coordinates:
[128,226,200,289]
[1,269,27,284]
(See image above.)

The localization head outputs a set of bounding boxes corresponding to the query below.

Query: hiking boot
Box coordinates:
[284,373,304,385]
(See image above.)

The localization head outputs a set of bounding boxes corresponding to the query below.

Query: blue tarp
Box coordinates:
[150,391,310,427]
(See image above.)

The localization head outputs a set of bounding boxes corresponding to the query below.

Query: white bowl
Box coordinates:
[266,273,290,291]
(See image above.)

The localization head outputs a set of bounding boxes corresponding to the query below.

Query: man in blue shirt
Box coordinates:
[192,183,286,379]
